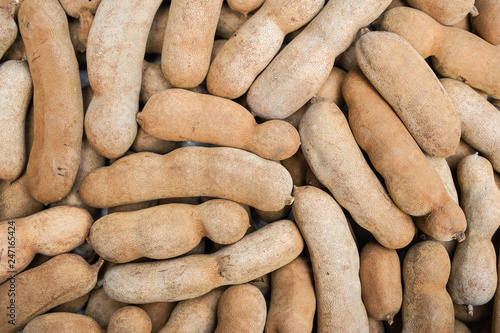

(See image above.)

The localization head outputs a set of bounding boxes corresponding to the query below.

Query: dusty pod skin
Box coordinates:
[137,89,300,161]
[161,0,223,88]
[89,199,250,263]
[355,31,460,158]
[265,257,316,333]
[368,317,385,333]
[0,3,17,58]
[406,0,475,25]
[85,0,163,159]
[80,147,294,211]
[146,5,168,54]
[216,3,250,39]
[379,7,500,99]
[19,0,83,205]
[207,0,325,99]
[344,68,466,242]
[454,319,471,333]
[0,253,102,333]
[402,241,454,332]
[102,220,304,303]
[359,241,402,325]
[139,302,176,333]
[448,154,500,313]
[292,186,369,332]
[59,0,102,52]
[0,172,43,221]
[471,0,500,45]
[0,60,31,182]
[246,0,391,120]
[214,284,266,333]
[299,100,415,249]
[0,205,93,283]
[51,293,90,313]
[446,140,477,175]
[440,78,500,174]
[159,287,224,333]
[84,287,128,329]
[227,0,264,15]
[140,60,172,104]
[131,127,177,155]
[23,313,104,333]
[107,306,152,333]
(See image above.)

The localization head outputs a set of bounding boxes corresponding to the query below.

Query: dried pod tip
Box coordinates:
[454,231,466,243]
[470,6,479,17]
[386,314,394,326]
[467,304,474,316]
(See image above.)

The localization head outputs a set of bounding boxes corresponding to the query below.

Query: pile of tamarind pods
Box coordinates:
[0,0,500,332]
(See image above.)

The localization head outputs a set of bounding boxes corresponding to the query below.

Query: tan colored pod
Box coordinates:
[380,6,500,99]
[446,140,476,175]
[0,3,17,59]
[207,0,324,99]
[161,0,223,88]
[80,147,294,211]
[216,3,250,39]
[227,0,264,15]
[360,241,402,325]
[0,205,93,283]
[440,78,500,174]
[159,287,225,333]
[59,0,101,52]
[311,66,347,106]
[146,5,168,54]
[402,241,454,332]
[265,257,316,333]
[299,100,414,249]
[139,302,176,333]
[103,220,303,303]
[425,154,459,204]
[0,172,43,221]
[368,317,385,333]
[85,0,163,159]
[137,89,300,161]
[448,154,500,311]
[140,60,172,104]
[89,199,250,263]
[215,284,266,333]
[1,32,25,61]
[344,68,466,242]
[19,0,83,205]
[85,287,128,329]
[131,128,177,155]
[24,313,104,333]
[246,0,392,119]
[454,319,471,333]
[406,0,475,25]
[51,293,90,313]
[455,301,492,323]
[108,200,158,214]
[107,306,152,333]
[471,0,500,45]
[355,31,460,158]
[0,60,32,182]
[0,253,102,333]
[292,186,369,333]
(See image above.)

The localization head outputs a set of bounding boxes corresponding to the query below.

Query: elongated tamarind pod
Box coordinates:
[137,89,300,161]
[103,220,304,303]
[406,0,475,25]
[107,306,152,333]
[80,147,294,211]
[23,313,104,333]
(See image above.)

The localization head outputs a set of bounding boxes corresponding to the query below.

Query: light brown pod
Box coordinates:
[368,317,385,333]
[140,60,172,104]
[0,172,43,221]
[215,284,266,333]
[80,147,294,211]
[454,319,471,333]
[207,0,325,99]
[159,287,225,333]
[344,68,466,242]
[85,0,163,159]
[89,199,250,263]
[216,3,250,39]
[146,5,169,54]
[402,241,454,332]
[103,220,303,303]
[161,0,223,88]
[299,100,414,249]
[380,6,500,99]
[0,3,17,58]
[265,257,316,333]
[471,0,500,45]
[0,253,102,333]
[292,186,369,332]
[455,301,492,323]
[448,154,500,311]
[355,31,460,158]
[360,241,402,325]
[139,302,176,333]
[19,0,83,205]
[227,0,264,15]
[137,89,300,161]
[59,0,101,52]
[107,306,152,333]
[246,0,392,119]
[84,287,128,329]
[0,60,32,182]
[51,293,90,313]
[0,205,93,283]
[131,127,177,155]
[446,140,477,175]
[440,78,500,174]
[406,0,475,25]
[24,313,103,333]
